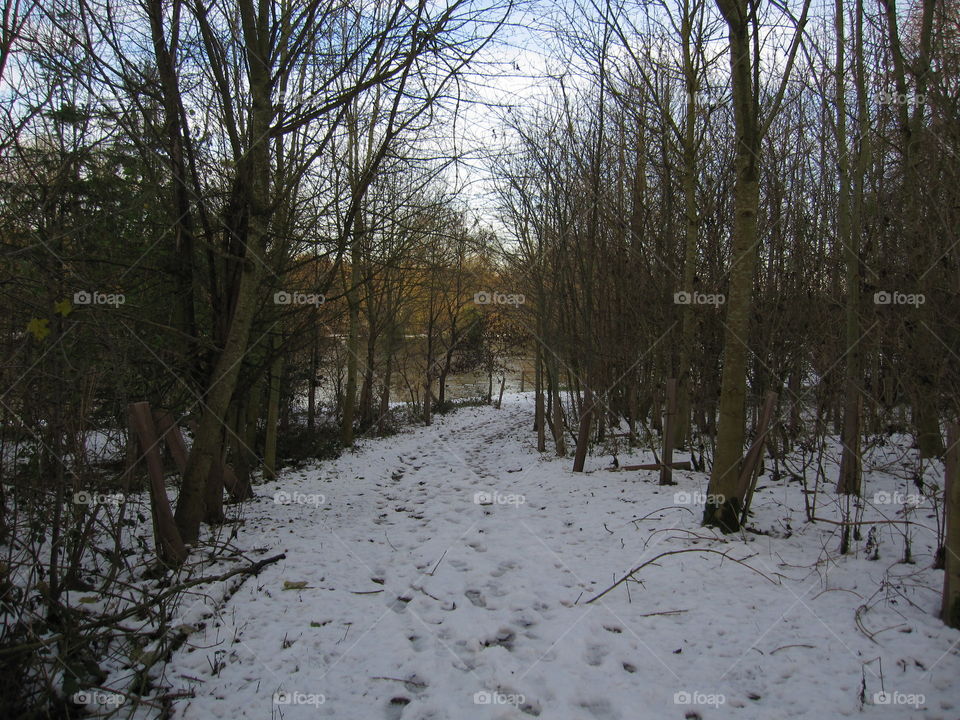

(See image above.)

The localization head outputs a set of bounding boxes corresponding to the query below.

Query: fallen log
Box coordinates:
[607,461,692,471]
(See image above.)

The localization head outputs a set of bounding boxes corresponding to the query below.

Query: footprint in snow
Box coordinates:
[388,596,411,613]
[465,589,486,607]
[385,696,410,720]
[585,643,609,666]
[481,627,515,650]
[511,611,537,628]
[578,696,620,719]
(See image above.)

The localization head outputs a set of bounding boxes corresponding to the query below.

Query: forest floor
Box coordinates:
[163,394,959,720]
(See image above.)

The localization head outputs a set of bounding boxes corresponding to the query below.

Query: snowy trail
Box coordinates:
[167,395,960,720]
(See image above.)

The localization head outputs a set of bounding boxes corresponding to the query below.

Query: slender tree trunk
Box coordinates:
[704,0,762,531]
[264,333,283,480]
[307,326,317,430]
[379,344,394,435]
[342,272,360,446]
[175,0,273,543]
[676,0,700,450]
[838,0,868,494]
[535,345,546,452]
[941,423,960,627]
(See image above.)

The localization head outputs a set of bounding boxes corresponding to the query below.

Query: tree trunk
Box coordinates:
[704,0,762,532]
[264,333,283,481]
[175,0,272,543]
[941,423,960,627]
[572,384,593,472]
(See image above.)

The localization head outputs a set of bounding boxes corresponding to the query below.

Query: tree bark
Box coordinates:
[704,0,762,532]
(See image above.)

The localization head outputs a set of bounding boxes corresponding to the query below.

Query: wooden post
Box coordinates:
[496,376,506,409]
[737,391,779,526]
[129,403,187,564]
[942,423,960,627]
[660,379,678,485]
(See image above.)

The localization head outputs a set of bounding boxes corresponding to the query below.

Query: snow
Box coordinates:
[159,394,960,720]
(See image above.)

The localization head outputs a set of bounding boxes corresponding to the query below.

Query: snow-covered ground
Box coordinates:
[163,394,960,720]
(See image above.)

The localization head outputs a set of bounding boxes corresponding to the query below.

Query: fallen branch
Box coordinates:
[586,548,778,604]
[372,676,428,688]
[770,644,815,654]
[810,515,931,528]
[0,552,286,659]
[636,609,688,618]
[609,461,692,472]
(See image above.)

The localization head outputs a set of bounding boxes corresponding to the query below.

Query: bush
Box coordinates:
[274,423,342,467]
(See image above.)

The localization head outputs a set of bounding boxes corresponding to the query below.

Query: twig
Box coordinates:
[0,553,286,658]
[429,548,448,576]
[372,676,427,688]
[770,644,815,654]
[587,548,778,604]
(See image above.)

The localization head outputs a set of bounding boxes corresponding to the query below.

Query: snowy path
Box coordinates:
[167,395,960,719]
